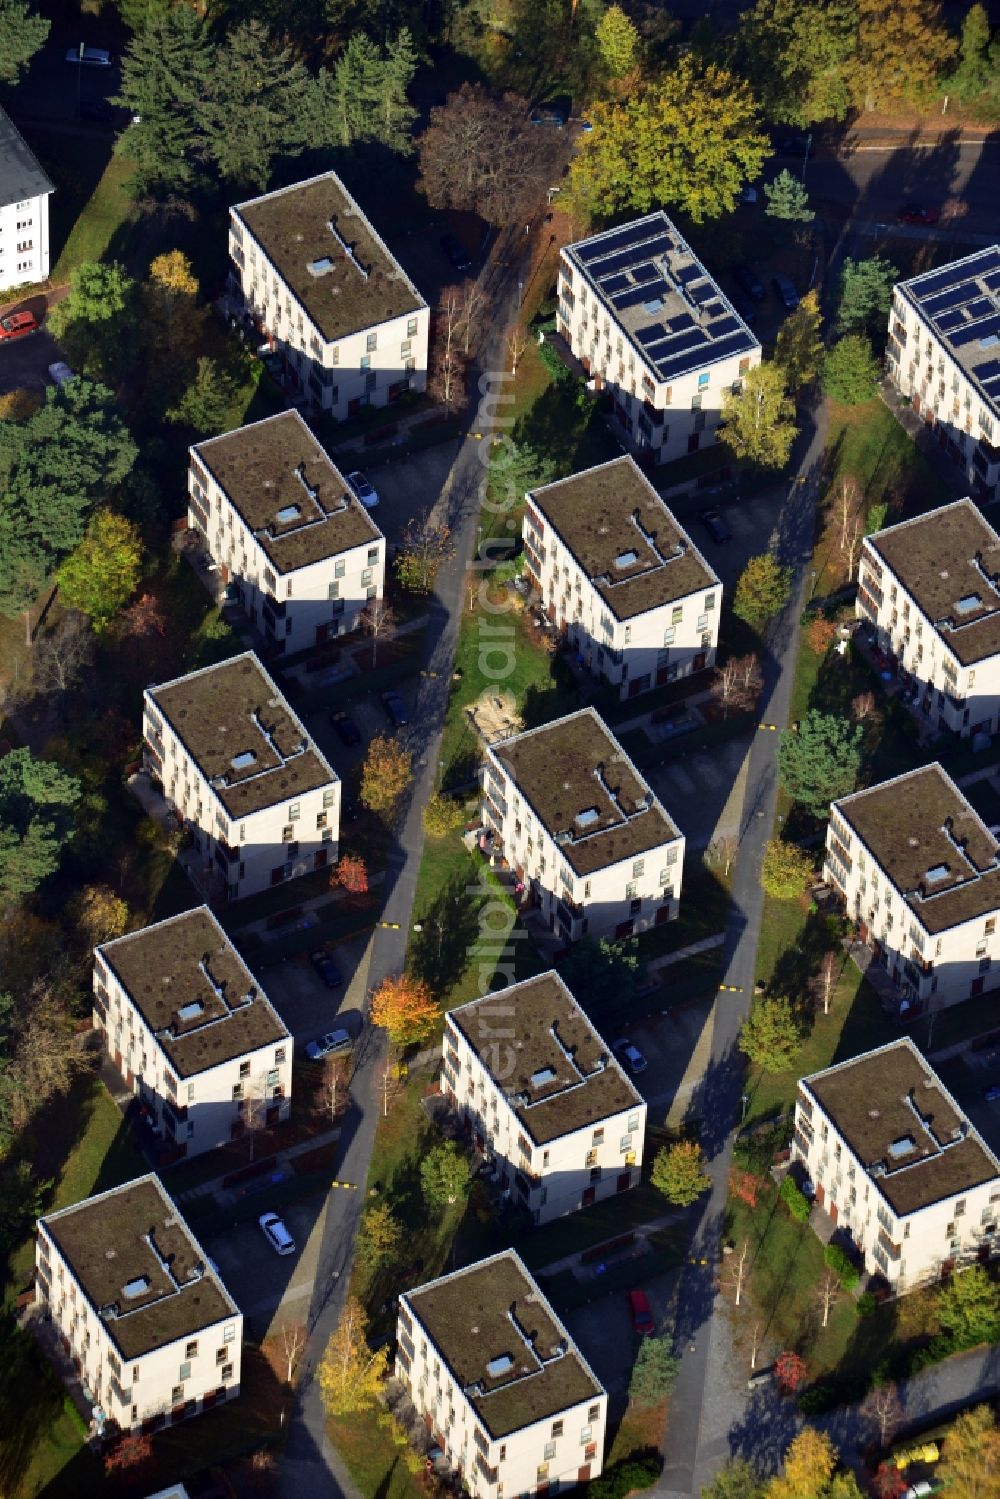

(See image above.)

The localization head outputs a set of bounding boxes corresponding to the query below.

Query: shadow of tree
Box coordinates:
[409,872,487,994]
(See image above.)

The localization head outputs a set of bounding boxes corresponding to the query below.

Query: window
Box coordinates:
[625,881,637,899]
[239,1060,251,1078]
[697,372,709,389]
[367,546,380,565]
[323,789,335,809]
[362,567,373,586]
[671,605,683,625]
[335,559,346,579]
[172,1386,184,1405]
[955,1199,966,1217]
[327,581,340,600]
[179,1361,191,1382]
[551,1421,563,1438]
[592,1127,605,1146]
[407,317,418,337]
[217,1347,228,1365]
[289,801,301,821]
[366,332,377,352]
[221,1363,234,1381]
[544,1442,556,1460]
[360,355,371,371]
[224,1324,236,1343]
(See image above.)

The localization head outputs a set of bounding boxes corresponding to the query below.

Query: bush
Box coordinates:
[856,1291,877,1318]
[797,1378,844,1414]
[779,1175,811,1222]
[824,1242,861,1290]
[586,1454,661,1499]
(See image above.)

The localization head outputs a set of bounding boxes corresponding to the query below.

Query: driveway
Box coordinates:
[328,439,463,548]
[201,1189,332,1334]
[562,1267,680,1405]
[259,937,370,1049]
[617,998,718,1125]
[0,324,62,397]
[647,733,753,852]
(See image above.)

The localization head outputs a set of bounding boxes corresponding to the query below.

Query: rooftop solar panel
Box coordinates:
[985,272,1000,293]
[675,263,701,285]
[912,265,972,300]
[937,310,966,333]
[924,283,975,316]
[702,300,724,316]
[983,375,1000,396]
[602,274,628,294]
[709,315,739,338]
[966,298,994,321]
[977,360,1000,382]
[952,313,1000,348]
[586,234,673,281]
[629,261,659,285]
[668,312,695,333]
[636,324,666,347]
[576,220,659,264]
[654,327,706,359]
[657,329,754,379]
[612,285,656,312]
[690,282,716,305]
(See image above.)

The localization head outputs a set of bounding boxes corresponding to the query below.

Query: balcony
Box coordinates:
[877,1229,901,1261]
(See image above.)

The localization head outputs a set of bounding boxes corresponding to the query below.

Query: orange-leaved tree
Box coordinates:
[370,974,440,1047]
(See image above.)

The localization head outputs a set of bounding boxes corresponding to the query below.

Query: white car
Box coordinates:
[347,470,379,508]
[613,1038,648,1074]
[305,1027,352,1062]
[259,1211,296,1256]
[47,361,74,387]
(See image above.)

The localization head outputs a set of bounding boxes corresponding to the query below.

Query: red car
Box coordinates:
[0,310,38,340]
[628,1289,655,1336]
[898,203,939,226]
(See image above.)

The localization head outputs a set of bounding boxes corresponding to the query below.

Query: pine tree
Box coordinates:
[0,749,81,907]
[204,21,314,189]
[764,168,815,222]
[113,7,214,196]
[596,4,640,78]
[778,709,863,816]
[375,29,419,154]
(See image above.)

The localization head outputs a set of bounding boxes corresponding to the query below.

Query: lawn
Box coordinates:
[824,397,950,521]
[50,149,138,283]
[636,864,731,962]
[327,1408,424,1499]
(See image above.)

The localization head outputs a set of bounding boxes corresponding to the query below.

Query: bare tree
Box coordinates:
[457,278,490,356]
[396,512,456,595]
[817,1268,841,1327]
[837,475,863,552]
[322,1055,345,1122]
[706,834,739,877]
[242,1071,272,1163]
[845,512,865,578]
[428,343,466,412]
[713,652,763,719]
[851,690,877,721]
[817,951,840,1016]
[25,611,94,713]
[506,323,529,378]
[727,1240,751,1307]
[862,1380,903,1448]
[360,597,398,669]
[277,1320,307,1386]
[749,1320,763,1370]
[7,980,80,1129]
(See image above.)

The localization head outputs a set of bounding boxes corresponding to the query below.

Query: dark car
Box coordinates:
[79,98,114,123]
[309,949,343,989]
[440,233,472,274]
[530,108,566,127]
[731,295,758,328]
[330,711,361,747]
[772,273,799,310]
[700,508,732,544]
[774,132,810,154]
[381,689,409,728]
[898,202,940,226]
[734,265,766,303]
[985,1084,1000,1103]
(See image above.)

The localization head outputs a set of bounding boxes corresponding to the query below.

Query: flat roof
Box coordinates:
[449,973,642,1146]
[563,212,758,386]
[97,908,287,1079]
[147,652,337,820]
[866,498,1000,666]
[403,1251,603,1439]
[834,763,1000,934]
[803,1039,1000,1218]
[233,172,425,345]
[898,245,1000,423]
[0,105,53,208]
[528,457,719,621]
[40,1175,238,1361]
[192,411,383,575]
[489,709,680,878]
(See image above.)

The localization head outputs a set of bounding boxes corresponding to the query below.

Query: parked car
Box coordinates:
[259,1211,296,1256]
[738,184,759,205]
[772,273,800,310]
[731,295,758,328]
[346,469,379,508]
[700,508,732,544]
[734,265,766,302]
[260,350,283,378]
[628,1289,655,1335]
[309,948,343,988]
[984,1084,1000,1102]
[381,689,409,728]
[440,233,472,274]
[47,361,75,387]
[305,1028,352,1061]
[65,45,112,66]
[79,99,114,123]
[330,711,361,746]
[612,1038,648,1074]
[898,203,939,226]
[530,108,566,127]
[0,310,38,341]
[773,132,810,154]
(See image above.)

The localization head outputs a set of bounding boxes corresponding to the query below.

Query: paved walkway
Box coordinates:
[171,1125,344,1206]
[647,933,727,974]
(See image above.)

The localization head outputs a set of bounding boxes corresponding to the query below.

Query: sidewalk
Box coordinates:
[647,933,726,975]
[172,1123,344,1207]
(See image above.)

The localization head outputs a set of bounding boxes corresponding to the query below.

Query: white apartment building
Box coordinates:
[824,763,1000,1014]
[524,455,721,699]
[557,213,760,464]
[143,651,340,903]
[36,1174,242,1432]
[396,1251,607,1497]
[189,410,385,655]
[857,498,1000,739]
[482,708,685,943]
[442,972,646,1224]
[94,907,291,1161]
[229,171,429,417]
[0,106,51,291]
[792,1040,1000,1292]
[885,246,1000,503]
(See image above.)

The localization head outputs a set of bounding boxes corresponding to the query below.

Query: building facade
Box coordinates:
[523,456,721,699]
[857,498,1000,739]
[189,410,386,655]
[94,908,291,1161]
[791,1040,1000,1292]
[0,106,52,291]
[36,1175,243,1432]
[824,763,1000,1015]
[396,1252,607,1497]
[557,213,760,465]
[143,651,340,902]
[229,172,429,417]
[442,972,646,1224]
[481,708,685,943]
[885,246,1000,502]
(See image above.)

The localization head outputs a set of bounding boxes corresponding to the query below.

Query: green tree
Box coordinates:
[167,357,242,435]
[778,709,863,816]
[0,749,81,908]
[849,0,956,111]
[48,261,138,384]
[559,936,639,1010]
[732,553,793,631]
[116,0,172,30]
[721,363,798,468]
[113,6,214,196]
[485,438,557,528]
[57,509,142,632]
[596,3,640,78]
[568,55,770,223]
[938,1403,1000,1499]
[420,1141,472,1208]
[373,29,419,153]
[761,838,814,900]
[765,169,815,222]
[701,1458,765,1499]
[774,291,823,393]
[835,256,898,337]
[937,1265,1000,1347]
[628,1337,679,1407]
[737,0,856,125]
[356,1200,403,1273]
[0,0,48,86]
[395,514,455,594]
[314,28,418,152]
[0,1161,47,1256]
[318,1297,389,1417]
[422,792,463,840]
[822,335,881,405]
[945,5,998,111]
[651,1141,711,1206]
[204,21,314,189]
[740,996,800,1070]
[0,379,137,616]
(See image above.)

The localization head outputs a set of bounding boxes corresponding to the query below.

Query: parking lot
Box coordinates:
[0,318,63,397]
[646,733,751,852]
[561,1263,681,1401]
[612,996,719,1124]
[327,437,464,549]
[200,1190,331,1331]
[936,1053,1000,1159]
